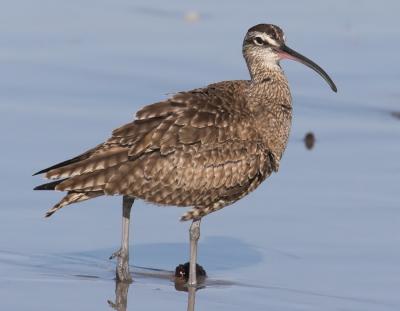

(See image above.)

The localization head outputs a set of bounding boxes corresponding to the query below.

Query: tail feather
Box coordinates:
[54,166,117,192]
[33,144,102,176]
[45,191,103,217]
[43,147,127,180]
[34,179,67,190]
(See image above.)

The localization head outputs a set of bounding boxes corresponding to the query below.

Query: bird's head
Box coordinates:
[243,24,337,92]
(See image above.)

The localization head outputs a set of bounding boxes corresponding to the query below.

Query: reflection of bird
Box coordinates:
[108,281,129,311]
[107,276,198,311]
[34,24,336,285]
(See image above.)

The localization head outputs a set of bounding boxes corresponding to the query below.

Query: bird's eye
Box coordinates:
[253,37,264,46]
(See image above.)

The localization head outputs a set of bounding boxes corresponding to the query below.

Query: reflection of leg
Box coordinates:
[188,219,201,286]
[108,280,130,311]
[110,196,135,283]
[187,286,196,311]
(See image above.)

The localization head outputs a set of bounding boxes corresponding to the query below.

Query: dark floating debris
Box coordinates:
[391,111,400,119]
[174,262,206,291]
[175,262,206,280]
[304,132,316,150]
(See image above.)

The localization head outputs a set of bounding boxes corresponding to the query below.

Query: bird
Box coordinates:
[34,24,337,286]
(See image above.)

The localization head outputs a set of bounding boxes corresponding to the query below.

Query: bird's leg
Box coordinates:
[110,196,135,283]
[188,218,201,286]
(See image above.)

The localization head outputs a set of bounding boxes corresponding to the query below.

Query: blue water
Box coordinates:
[1,0,399,310]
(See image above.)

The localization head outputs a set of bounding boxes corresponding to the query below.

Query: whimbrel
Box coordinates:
[34,24,337,286]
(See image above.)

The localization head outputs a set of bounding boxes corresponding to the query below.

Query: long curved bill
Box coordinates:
[278,45,337,93]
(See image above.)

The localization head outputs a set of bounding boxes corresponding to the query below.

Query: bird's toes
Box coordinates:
[109,248,122,260]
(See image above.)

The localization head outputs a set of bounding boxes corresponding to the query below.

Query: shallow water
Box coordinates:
[1,0,400,310]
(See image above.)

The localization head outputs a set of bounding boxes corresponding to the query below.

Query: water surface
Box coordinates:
[1,0,399,310]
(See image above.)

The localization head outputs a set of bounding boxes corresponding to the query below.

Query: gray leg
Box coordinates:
[188,219,201,286]
[110,196,135,283]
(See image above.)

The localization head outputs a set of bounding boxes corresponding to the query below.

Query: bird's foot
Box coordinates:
[110,248,132,283]
[109,248,122,260]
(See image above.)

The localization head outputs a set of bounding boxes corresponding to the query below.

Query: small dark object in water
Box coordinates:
[175,262,206,280]
[304,132,316,150]
[391,111,400,119]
